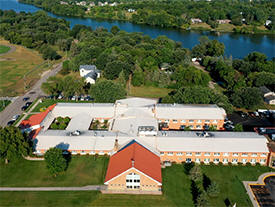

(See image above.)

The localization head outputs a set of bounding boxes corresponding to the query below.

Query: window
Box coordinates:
[80,150,86,154]
[232,159,238,163]
[252,153,257,157]
[214,153,220,156]
[233,153,239,157]
[242,159,247,164]
[176,152,183,156]
[223,152,229,156]
[213,158,219,163]
[165,119,169,123]
[172,119,178,123]
[71,151,77,155]
[168,152,173,156]
[213,120,217,123]
[195,158,200,163]
[186,152,192,156]
[89,151,95,155]
[186,158,192,163]
[160,152,164,155]
[204,152,210,156]
[223,158,228,163]
[197,120,202,123]
[195,152,201,156]
[189,120,194,123]
[126,173,140,189]
[261,153,267,157]
[242,153,248,157]
[205,120,210,123]
[189,125,194,129]
[204,158,210,163]
[181,120,186,123]
[196,125,202,129]
[260,159,266,164]
[250,159,256,164]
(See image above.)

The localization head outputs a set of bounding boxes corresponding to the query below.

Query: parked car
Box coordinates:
[80,96,85,101]
[29,91,35,94]
[12,115,20,121]
[58,94,63,99]
[253,112,259,117]
[7,120,15,126]
[71,96,76,101]
[21,105,28,111]
[25,102,32,107]
[23,97,30,101]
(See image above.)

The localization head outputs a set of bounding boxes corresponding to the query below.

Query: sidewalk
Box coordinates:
[0,185,106,191]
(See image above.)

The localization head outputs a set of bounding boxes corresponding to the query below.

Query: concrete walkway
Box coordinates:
[243,172,275,207]
[0,185,106,191]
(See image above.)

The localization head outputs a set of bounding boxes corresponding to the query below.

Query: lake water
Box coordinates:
[1,0,274,58]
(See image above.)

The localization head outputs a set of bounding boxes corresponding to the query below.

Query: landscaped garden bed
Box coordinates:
[89,119,109,130]
[49,117,71,130]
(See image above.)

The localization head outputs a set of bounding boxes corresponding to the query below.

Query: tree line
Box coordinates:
[19,0,275,33]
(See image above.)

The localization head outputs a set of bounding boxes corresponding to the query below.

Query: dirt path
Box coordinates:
[0,44,16,56]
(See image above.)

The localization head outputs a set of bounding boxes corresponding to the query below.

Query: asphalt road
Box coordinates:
[0,63,62,127]
[0,185,106,191]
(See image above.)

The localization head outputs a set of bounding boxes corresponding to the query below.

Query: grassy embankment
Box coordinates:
[0,159,273,206]
[0,45,10,54]
[0,100,11,112]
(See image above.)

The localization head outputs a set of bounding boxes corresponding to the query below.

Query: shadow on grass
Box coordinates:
[190,180,200,205]
[183,162,195,175]
[203,174,211,191]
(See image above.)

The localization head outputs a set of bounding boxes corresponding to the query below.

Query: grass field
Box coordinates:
[0,155,109,187]
[0,39,49,96]
[0,162,273,206]
[0,45,10,54]
[0,100,11,112]
[128,86,172,99]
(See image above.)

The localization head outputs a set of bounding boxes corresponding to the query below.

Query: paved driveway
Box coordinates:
[0,63,62,127]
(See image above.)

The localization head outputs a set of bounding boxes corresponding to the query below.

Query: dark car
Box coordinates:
[29,91,36,94]
[21,105,28,111]
[7,120,15,126]
[25,102,33,107]
[23,97,30,101]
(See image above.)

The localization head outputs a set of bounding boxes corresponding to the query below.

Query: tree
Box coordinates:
[44,147,67,177]
[230,87,263,109]
[132,69,145,86]
[60,60,70,75]
[189,165,203,183]
[111,25,120,35]
[234,123,243,132]
[206,181,220,197]
[196,191,209,207]
[117,70,126,87]
[40,45,61,60]
[89,80,126,103]
[0,126,32,164]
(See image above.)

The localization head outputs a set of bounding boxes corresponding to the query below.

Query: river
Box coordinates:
[1,0,274,58]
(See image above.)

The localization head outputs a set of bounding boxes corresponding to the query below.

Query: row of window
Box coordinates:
[159,119,219,124]
[183,158,266,163]
[110,184,158,188]
[126,179,140,183]
[162,152,267,157]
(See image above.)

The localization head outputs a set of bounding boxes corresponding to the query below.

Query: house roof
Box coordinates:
[260,86,271,94]
[104,140,162,184]
[79,65,97,71]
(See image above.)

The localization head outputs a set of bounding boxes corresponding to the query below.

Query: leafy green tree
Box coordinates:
[0,127,32,164]
[132,69,145,86]
[230,87,263,109]
[196,191,209,207]
[111,25,120,35]
[40,45,61,60]
[89,80,126,103]
[206,181,220,197]
[189,165,203,183]
[41,76,63,97]
[117,70,127,87]
[44,147,67,177]
[234,123,243,132]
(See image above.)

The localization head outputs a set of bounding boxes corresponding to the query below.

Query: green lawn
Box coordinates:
[0,45,10,54]
[0,100,11,112]
[128,86,172,98]
[0,155,109,187]
[0,163,273,206]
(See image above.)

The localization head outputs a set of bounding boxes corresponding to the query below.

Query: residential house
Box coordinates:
[217,19,231,24]
[191,18,202,24]
[79,65,100,84]
[259,86,275,105]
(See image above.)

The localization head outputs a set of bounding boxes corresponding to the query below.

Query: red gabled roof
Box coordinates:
[104,140,162,184]
[20,104,56,138]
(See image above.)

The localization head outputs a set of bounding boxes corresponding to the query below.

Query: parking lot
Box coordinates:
[228,111,275,132]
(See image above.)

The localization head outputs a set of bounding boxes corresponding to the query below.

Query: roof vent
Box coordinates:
[70,130,81,136]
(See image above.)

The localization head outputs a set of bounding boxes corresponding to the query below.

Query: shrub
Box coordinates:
[206,181,220,197]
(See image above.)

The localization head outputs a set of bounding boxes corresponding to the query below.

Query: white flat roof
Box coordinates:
[155,104,226,120]
[66,113,93,131]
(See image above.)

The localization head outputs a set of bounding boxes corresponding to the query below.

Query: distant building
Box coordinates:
[79,65,100,84]
[191,18,202,24]
[217,19,231,24]
[109,2,118,6]
[60,1,68,5]
[160,63,170,71]
[265,20,272,26]
[259,86,275,105]
[127,9,135,13]
[89,2,95,7]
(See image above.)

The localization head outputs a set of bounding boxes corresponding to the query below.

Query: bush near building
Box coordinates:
[49,116,70,130]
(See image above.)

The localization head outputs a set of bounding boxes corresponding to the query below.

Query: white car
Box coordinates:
[71,96,76,101]
[12,115,20,121]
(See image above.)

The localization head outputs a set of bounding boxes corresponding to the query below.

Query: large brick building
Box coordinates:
[21,98,272,194]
